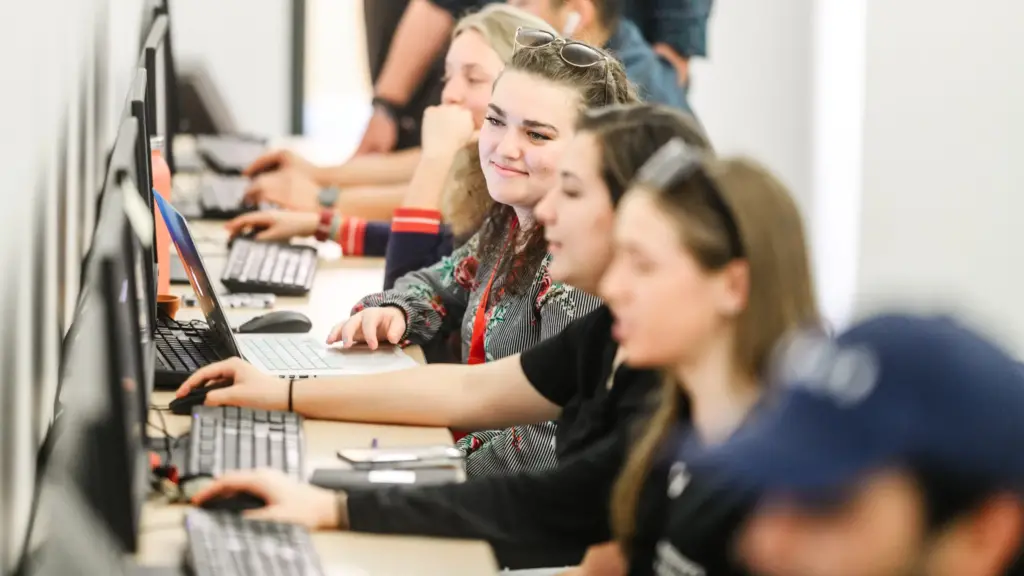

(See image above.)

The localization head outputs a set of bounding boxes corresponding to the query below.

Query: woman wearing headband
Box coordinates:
[183,105,718,570]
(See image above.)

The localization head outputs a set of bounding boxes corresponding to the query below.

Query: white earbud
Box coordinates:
[562,11,582,38]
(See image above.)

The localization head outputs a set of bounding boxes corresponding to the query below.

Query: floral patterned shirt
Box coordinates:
[353,230,603,477]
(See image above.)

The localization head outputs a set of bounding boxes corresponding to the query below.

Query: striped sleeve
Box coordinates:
[383,207,454,290]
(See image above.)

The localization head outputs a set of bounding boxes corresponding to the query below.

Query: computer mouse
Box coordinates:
[199,492,267,513]
[227,225,267,249]
[237,310,312,334]
[168,380,235,416]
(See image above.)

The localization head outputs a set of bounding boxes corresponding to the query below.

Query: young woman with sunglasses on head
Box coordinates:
[225,6,556,289]
[179,33,638,478]
[566,143,820,575]
[182,105,717,570]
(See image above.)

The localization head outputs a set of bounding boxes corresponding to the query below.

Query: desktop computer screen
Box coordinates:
[141,13,176,174]
[58,119,149,553]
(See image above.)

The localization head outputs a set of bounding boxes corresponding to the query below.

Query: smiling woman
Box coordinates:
[329,36,639,478]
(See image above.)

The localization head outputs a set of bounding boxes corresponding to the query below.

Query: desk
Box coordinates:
[140,201,499,574]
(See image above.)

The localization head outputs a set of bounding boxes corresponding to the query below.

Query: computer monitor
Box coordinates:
[125,68,159,337]
[141,13,176,174]
[58,120,149,553]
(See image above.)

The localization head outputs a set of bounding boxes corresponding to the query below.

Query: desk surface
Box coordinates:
[141,193,498,574]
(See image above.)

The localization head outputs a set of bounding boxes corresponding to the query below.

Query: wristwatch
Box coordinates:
[318,186,341,208]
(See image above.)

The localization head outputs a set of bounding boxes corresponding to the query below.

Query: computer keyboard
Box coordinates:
[199,175,255,219]
[155,316,226,388]
[222,238,317,296]
[185,509,324,576]
[186,405,304,480]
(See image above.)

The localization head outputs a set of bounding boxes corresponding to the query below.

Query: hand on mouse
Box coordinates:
[243,169,322,212]
[326,307,407,350]
[244,149,322,182]
[176,358,285,411]
[225,210,320,242]
[192,469,343,530]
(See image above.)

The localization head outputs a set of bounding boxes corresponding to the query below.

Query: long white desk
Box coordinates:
[139,210,499,574]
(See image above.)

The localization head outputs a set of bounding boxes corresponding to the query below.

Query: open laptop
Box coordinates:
[154,193,417,380]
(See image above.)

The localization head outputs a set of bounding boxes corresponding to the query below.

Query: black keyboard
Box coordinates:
[222,238,317,296]
[186,406,304,480]
[155,316,226,389]
[199,175,256,219]
[185,509,324,576]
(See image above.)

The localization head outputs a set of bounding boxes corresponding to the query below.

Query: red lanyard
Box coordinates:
[467,219,518,365]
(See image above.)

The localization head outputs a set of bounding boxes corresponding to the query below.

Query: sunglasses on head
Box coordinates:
[635,138,746,259]
[513,27,615,104]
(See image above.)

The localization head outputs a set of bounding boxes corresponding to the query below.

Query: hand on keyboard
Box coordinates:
[191,468,343,530]
[225,210,320,243]
[177,358,287,412]
[244,148,318,180]
[327,307,407,350]
[244,169,321,212]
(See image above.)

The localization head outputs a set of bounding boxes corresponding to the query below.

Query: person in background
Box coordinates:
[355,0,710,155]
[176,104,715,570]
[506,0,692,111]
[187,36,639,478]
[688,314,1024,576]
[227,5,556,289]
[571,142,819,575]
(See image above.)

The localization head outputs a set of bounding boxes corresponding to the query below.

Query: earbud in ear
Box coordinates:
[562,11,582,37]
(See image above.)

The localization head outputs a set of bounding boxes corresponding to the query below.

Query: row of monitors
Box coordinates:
[3,3,179,572]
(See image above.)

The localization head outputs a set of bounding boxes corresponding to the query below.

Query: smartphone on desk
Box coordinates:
[336,446,464,470]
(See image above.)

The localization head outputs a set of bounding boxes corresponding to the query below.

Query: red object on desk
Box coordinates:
[152,138,172,294]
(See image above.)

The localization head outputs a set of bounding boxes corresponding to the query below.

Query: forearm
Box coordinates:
[319,149,422,188]
[334,184,406,221]
[374,0,454,105]
[292,357,557,429]
[401,149,459,210]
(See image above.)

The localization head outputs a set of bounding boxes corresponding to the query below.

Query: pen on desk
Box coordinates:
[370,438,378,449]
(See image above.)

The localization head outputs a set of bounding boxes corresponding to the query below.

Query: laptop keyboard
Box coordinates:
[222,239,316,296]
[200,175,250,214]
[243,336,342,372]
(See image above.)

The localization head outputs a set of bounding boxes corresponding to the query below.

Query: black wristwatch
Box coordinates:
[371,96,403,122]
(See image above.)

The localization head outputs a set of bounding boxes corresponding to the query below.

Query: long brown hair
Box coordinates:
[476,39,639,294]
[576,104,713,206]
[610,157,821,551]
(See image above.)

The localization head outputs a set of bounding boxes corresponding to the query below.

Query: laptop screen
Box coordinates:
[153,193,240,358]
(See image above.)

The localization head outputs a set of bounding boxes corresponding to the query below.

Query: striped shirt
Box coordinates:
[353,229,603,477]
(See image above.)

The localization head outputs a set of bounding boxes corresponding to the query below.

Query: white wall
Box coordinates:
[170,0,292,136]
[852,0,1024,350]
[688,0,816,214]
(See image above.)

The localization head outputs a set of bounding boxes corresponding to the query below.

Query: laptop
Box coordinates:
[154,193,418,379]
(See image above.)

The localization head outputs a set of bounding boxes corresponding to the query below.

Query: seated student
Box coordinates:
[688,315,1024,576]
[190,37,639,477]
[567,145,819,575]
[505,0,692,111]
[234,5,552,233]
[225,5,556,288]
[178,104,714,569]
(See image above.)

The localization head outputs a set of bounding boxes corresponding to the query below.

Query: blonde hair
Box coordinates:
[609,157,821,553]
[441,5,559,240]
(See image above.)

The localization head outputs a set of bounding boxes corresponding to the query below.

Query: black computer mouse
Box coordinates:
[199,492,267,513]
[237,310,313,334]
[227,225,268,249]
[169,380,235,416]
